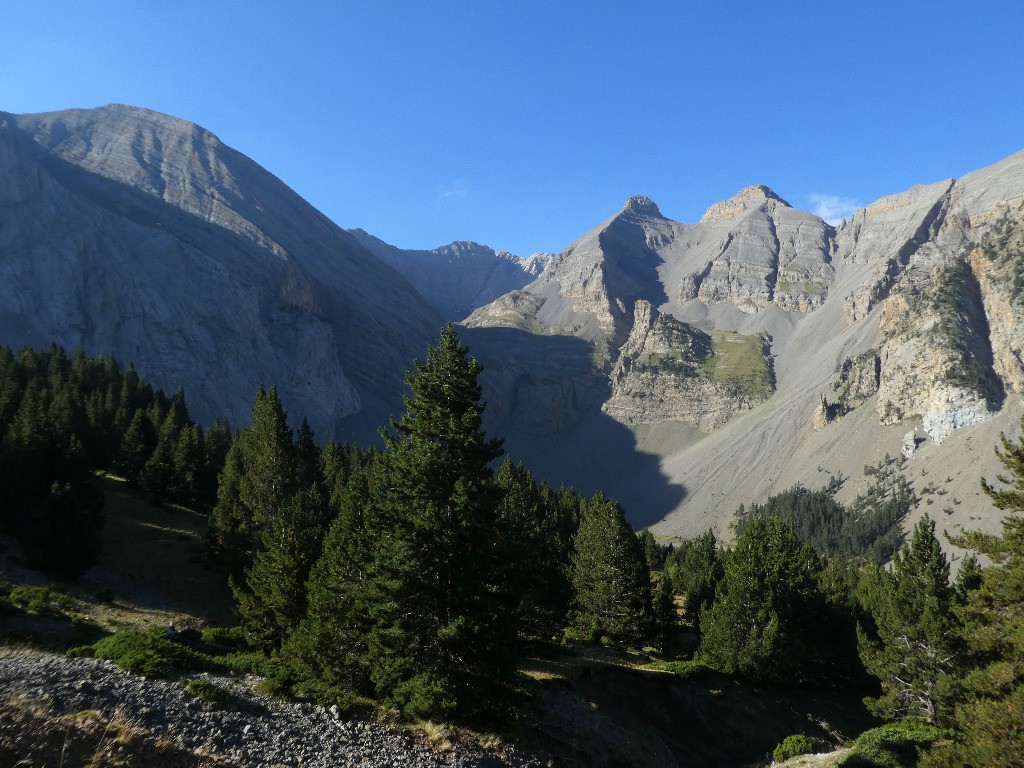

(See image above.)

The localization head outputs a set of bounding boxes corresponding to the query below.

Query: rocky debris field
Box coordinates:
[0,648,540,767]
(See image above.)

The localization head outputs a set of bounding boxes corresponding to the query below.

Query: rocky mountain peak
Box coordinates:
[699,184,791,224]
[621,195,662,217]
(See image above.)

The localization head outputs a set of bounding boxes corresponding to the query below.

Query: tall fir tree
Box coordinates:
[664,529,724,629]
[699,516,823,683]
[324,325,510,720]
[494,457,572,641]
[286,466,375,695]
[857,514,957,724]
[234,487,329,650]
[569,492,652,646]
[209,386,298,573]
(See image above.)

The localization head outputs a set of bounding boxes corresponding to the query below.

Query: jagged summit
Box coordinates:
[621,195,662,217]
[700,184,792,224]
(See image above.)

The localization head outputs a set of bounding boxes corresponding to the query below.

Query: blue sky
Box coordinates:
[3,1,1023,256]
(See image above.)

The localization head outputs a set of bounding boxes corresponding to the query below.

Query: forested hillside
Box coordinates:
[2,329,1022,765]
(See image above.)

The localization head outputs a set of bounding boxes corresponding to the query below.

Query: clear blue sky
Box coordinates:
[3,1,1023,256]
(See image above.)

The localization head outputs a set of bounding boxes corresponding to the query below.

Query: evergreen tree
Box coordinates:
[120,409,156,483]
[237,386,298,530]
[208,439,249,573]
[139,408,179,496]
[170,423,205,503]
[287,466,375,695]
[234,487,329,650]
[569,492,651,645]
[857,514,957,724]
[294,417,322,490]
[921,421,1024,766]
[650,575,678,654]
[321,325,510,720]
[664,529,724,628]
[201,418,233,503]
[208,387,298,573]
[494,457,572,641]
[698,516,822,682]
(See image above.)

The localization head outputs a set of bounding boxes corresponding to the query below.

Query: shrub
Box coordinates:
[89,627,222,677]
[185,678,231,706]
[774,734,815,762]
[642,659,714,682]
[9,585,72,617]
[201,626,248,648]
[839,721,951,768]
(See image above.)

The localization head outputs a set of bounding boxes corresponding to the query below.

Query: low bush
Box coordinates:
[201,626,248,648]
[839,721,952,768]
[9,585,73,617]
[87,627,224,677]
[643,659,716,682]
[774,733,814,762]
[185,678,231,706]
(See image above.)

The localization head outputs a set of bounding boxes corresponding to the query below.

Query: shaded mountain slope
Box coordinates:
[0,105,441,439]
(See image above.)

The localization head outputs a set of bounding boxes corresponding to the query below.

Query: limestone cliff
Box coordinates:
[603,301,773,430]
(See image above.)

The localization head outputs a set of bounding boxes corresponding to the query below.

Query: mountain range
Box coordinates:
[3,103,1023,546]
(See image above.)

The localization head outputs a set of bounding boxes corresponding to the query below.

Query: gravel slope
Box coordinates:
[0,648,539,767]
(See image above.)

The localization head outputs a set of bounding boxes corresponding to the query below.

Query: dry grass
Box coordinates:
[0,686,230,767]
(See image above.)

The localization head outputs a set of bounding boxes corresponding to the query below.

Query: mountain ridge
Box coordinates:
[4,103,1024,546]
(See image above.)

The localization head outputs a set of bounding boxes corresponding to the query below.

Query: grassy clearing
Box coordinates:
[701,331,774,397]
[0,475,233,651]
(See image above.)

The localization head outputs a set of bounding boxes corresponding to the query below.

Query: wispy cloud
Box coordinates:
[437,178,471,200]
[808,194,861,225]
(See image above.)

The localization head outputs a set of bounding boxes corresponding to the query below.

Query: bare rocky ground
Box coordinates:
[0,647,540,767]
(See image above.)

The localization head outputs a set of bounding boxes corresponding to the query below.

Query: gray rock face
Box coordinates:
[347,228,549,321]
[0,105,441,438]
[678,185,834,313]
[602,300,773,430]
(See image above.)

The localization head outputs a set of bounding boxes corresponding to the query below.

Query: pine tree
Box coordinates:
[857,514,957,724]
[208,387,298,573]
[237,386,297,530]
[120,409,156,483]
[331,325,510,720]
[139,408,179,496]
[569,492,651,646]
[234,487,329,650]
[664,529,723,628]
[494,457,571,641]
[294,418,322,490]
[921,420,1024,766]
[286,466,375,695]
[208,438,248,571]
[650,574,678,654]
[698,516,822,682]
[170,423,204,503]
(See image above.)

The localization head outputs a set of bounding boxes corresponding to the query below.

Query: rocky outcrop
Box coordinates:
[968,212,1024,395]
[0,105,441,438]
[836,180,953,322]
[875,251,1001,443]
[830,350,881,410]
[602,301,773,430]
[677,186,834,314]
